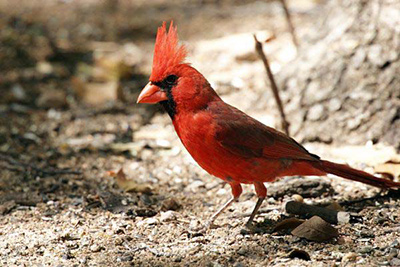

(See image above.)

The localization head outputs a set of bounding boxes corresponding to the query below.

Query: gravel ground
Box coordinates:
[1,0,400,266]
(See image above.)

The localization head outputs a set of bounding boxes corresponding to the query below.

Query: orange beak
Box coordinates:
[137,82,168,104]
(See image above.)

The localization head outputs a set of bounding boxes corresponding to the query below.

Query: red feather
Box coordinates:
[150,21,187,82]
[138,22,400,227]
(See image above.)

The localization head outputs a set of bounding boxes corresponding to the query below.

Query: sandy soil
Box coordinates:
[1,0,400,266]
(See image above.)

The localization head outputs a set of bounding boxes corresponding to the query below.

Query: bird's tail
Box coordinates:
[313,160,400,189]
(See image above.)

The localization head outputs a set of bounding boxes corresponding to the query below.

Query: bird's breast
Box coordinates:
[172,111,256,183]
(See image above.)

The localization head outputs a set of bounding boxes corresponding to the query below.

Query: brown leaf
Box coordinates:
[291,216,338,242]
[110,168,152,193]
[325,201,344,212]
[374,160,400,180]
[273,217,305,233]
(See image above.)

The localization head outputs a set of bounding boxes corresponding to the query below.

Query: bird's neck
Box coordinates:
[159,99,176,119]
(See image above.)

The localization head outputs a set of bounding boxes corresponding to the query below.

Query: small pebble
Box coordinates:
[90,244,102,252]
[391,258,400,266]
[391,239,400,248]
[119,255,133,262]
[385,248,397,259]
[136,218,158,227]
[80,256,88,264]
[162,198,181,211]
[358,246,373,254]
[237,247,247,256]
[342,252,357,263]
[291,194,303,203]
[359,230,374,238]
[160,211,177,222]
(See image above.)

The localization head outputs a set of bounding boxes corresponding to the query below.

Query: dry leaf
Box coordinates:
[374,160,400,180]
[326,201,344,212]
[109,168,152,193]
[273,217,305,233]
[291,216,339,242]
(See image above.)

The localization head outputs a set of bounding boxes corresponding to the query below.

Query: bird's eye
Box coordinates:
[165,75,178,85]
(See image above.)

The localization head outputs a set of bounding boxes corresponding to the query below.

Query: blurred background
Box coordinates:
[1,0,400,266]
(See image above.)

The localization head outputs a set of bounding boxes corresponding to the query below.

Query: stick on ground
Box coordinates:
[278,0,299,48]
[253,35,290,135]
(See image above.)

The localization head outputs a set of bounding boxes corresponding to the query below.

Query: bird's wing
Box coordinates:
[211,102,318,161]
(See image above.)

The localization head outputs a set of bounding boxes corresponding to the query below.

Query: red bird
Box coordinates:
[137,22,400,228]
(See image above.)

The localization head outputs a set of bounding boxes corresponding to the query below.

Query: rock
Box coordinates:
[291,194,303,203]
[90,244,102,252]
[136,218,158,227]
[391,239,400,248]
[237,247,247,256]
[36,61,53,75]
[291,216,339,242]
[10,84,26,101]
[161,198,181,211]
[327,98,342,112]
[357,246,373,254]
[118,255,133,262]
[342,252,357,263]
[390,258,400,266]
[160,211,178,222]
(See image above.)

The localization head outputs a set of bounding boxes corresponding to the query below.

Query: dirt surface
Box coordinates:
[1,0,400,266]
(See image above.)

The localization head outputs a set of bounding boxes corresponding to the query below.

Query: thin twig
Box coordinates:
[278,0,299,48]
[253,35,290,135]
[0,153,82,176]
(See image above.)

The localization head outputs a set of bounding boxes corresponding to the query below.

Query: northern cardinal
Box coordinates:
[137,22,400,228]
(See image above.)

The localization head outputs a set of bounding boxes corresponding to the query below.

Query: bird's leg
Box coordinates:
[245,182,267,228]
[204,182,242,229]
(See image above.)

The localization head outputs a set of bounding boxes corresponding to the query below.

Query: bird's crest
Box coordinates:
[150,21,187,81]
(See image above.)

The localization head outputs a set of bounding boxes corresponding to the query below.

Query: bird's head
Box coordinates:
[137,22,218,118]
